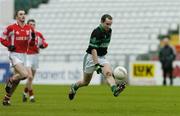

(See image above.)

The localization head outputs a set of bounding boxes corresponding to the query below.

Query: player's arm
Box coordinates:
[31,27,36,40]
[91,49,98,64]
[1,27,10,47]
[89,29,103,73]
[1,36,10,47]
[91,48,103,74]
[29,27,36,46]
[1,26,15,51]
[89,29,100,64]
[1,35,15,51]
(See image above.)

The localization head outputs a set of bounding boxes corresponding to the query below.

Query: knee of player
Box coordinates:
[104,71,113,77]
[84,83,89,86]
[83,81,90,86]
[21,72,29,80]
[28,76,33,81]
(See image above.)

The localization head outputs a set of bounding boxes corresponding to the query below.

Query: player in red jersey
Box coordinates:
[0,9,35,106]
[22,19,48,102]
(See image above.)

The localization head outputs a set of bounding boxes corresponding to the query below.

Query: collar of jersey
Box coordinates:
[16,22,26,28]
[99,24,105,32]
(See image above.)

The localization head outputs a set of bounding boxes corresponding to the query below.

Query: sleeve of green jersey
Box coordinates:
[89,29,100,48]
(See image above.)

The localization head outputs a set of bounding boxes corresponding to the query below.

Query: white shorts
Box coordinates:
[9,52,26,67]
[26,54,39,70]
[83,53,109,73]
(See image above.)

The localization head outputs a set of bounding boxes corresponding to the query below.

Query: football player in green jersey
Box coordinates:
[69,14,125,100]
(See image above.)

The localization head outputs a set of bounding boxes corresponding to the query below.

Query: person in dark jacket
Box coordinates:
[159,37,176,86]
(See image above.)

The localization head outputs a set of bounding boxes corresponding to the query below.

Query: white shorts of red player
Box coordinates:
[25,54,39,70]
[9,52,26,67]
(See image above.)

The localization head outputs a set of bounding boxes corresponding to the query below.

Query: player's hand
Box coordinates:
[8,45,16,51]
[95,63,103,74]
[39,43,48,49]
[39,44,45,49]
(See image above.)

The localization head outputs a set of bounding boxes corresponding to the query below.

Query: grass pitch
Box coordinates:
[0,84,180,116]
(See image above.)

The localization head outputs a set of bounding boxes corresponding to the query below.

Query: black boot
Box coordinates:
[170,78,173,86]
[163,80,166,86]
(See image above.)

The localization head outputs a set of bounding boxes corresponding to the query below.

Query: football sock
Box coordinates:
[24,87,28,93]
[6,78,20,94]
[4,94,11,101]
[29,89,34,97]
[10,79,20,94]
[73,83,79,91]
[5,78,13,93]
[23,87,28,97]
[111,85,117,92]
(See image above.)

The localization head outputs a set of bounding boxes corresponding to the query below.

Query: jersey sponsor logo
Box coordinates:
[16,37,29,40]
[99,43,109,47]
[133,64,155,78]
[16,31,19,35]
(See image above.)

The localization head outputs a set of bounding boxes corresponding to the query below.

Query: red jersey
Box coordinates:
[1,23,34,53]
[27,31,48,54]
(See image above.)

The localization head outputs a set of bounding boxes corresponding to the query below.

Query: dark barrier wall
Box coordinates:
[14,0,49,17]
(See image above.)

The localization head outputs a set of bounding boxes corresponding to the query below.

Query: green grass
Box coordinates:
[0,84,180,116]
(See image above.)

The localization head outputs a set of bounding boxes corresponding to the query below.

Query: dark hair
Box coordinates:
[15,9,26,17]
[101,14,112,22]
[27,19,36,24]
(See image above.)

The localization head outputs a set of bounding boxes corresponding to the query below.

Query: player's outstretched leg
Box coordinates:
[68,84,78,100]
[112,83,126,97]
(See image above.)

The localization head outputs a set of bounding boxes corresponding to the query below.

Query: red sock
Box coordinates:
[29,90,34,96]
[24,87,28,93]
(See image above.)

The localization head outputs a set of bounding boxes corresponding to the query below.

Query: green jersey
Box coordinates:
[86,24,112,56]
